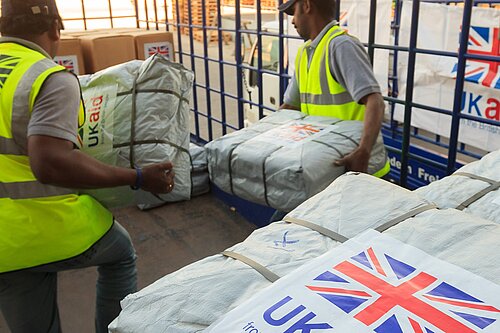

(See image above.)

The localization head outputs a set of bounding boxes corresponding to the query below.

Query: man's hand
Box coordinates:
[334,147,370,173]
[141,162,175,194]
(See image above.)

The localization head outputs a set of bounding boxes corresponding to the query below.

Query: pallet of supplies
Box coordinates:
[109,172,500,332]
[206,109,389,212]
[78,54,195,208]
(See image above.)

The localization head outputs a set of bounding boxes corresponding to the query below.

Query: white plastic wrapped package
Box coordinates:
[206,110,389,212]
[109,173,500,333]
[78,55,194,208]
[136,143,210,210]
[415,150,500,224]
[189,143,210,197]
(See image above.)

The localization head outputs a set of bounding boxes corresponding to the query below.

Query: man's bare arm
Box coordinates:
[280,103,301,111]
[28,135,175,194]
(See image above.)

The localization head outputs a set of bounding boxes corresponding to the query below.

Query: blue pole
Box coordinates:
[447,0,473,174]
[235,0,245,129]
[201,0,214,141]
[400,0,421,187]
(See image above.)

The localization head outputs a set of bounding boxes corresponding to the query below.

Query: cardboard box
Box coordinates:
[54,36,85,75]
[128,30,175,61]
[89,29,176,61]
[79,34,136,73]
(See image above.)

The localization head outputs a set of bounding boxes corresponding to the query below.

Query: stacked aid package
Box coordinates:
[78,54,195,208]
[109,152,500,332]
[415,149,499,224]
[205,109,389,212]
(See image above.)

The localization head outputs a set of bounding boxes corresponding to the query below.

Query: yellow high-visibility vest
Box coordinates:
[0,41,113,273]
[295,25,365,120]
[295,26,390,177]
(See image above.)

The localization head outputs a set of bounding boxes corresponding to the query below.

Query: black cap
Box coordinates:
[277,0,298,15]
[1,0,60,18]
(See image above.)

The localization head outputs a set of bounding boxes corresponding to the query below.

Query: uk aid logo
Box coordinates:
[452,26,500,90]
[303,247,500,333]
[451,26,499,122]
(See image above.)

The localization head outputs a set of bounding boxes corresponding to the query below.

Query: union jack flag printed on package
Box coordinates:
[452,26,500,89]
[54,55,79,74]
[206,230,500,333]
[144,42,172,60]
[307,246,500,333]
[249,121,335,147]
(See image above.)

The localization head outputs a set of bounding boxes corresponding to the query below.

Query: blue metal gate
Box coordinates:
[63,0,500,189]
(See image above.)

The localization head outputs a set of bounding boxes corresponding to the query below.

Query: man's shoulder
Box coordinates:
[44,71,80,91]
[329,33,363,48]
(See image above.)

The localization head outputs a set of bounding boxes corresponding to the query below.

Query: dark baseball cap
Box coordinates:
[277,0,299,15]
[1,0,60,18]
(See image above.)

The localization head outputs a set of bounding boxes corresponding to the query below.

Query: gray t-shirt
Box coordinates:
[0,37,81,146]
[284,21,381,107]
[28,71,81,147]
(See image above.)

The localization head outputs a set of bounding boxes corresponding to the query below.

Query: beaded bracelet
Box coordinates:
[130,167,143,190]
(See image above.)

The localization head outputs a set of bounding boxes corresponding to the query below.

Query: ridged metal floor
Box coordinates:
[0,194,256,333]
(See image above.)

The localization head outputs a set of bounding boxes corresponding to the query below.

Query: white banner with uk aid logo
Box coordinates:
[395,3,500,152]
[205,230,500,333]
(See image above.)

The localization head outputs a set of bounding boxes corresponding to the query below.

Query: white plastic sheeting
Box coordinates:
[136,143,211,210]
[206,110,388,212]
[78,55,194,208]
[415,150,500,224]
[109,173,500,333]
[189,143,210,198]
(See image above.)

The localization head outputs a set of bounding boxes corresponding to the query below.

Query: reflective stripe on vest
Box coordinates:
[0,42,113,273]
[295,25,365,121]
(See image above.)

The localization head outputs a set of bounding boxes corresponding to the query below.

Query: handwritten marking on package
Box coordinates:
[273,231,300,249]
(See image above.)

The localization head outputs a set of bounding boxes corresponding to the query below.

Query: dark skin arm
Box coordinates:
[280,103,301,111]
[334,92,385,173]
[28,135,175,194]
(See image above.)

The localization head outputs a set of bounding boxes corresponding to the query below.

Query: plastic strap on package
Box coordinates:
[78,54,194,208]
[205,109,389,212]
[109,173,500,333]
[415,150,500,224]
[189,142,210,198]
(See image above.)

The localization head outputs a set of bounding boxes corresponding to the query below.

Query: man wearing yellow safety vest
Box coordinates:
[279,0,389,175]
[0,0,175,332]
[268,0,390,222]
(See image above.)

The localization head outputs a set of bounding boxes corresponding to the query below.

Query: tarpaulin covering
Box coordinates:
[136,143,211,210]
[206,110,388,212]
[206,230,500,332]
[78,55,194,208]
[415,150,499,224]
[189,143,210,198]
[109,173,500,332]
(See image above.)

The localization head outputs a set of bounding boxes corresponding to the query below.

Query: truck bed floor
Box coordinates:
[0,193,256,333]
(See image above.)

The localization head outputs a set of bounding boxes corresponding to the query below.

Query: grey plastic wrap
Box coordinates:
[78,55,194,208]
[415,150,499,224]
[189,143,210,198]
[206,109,388,212]
[109,173,500,333]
